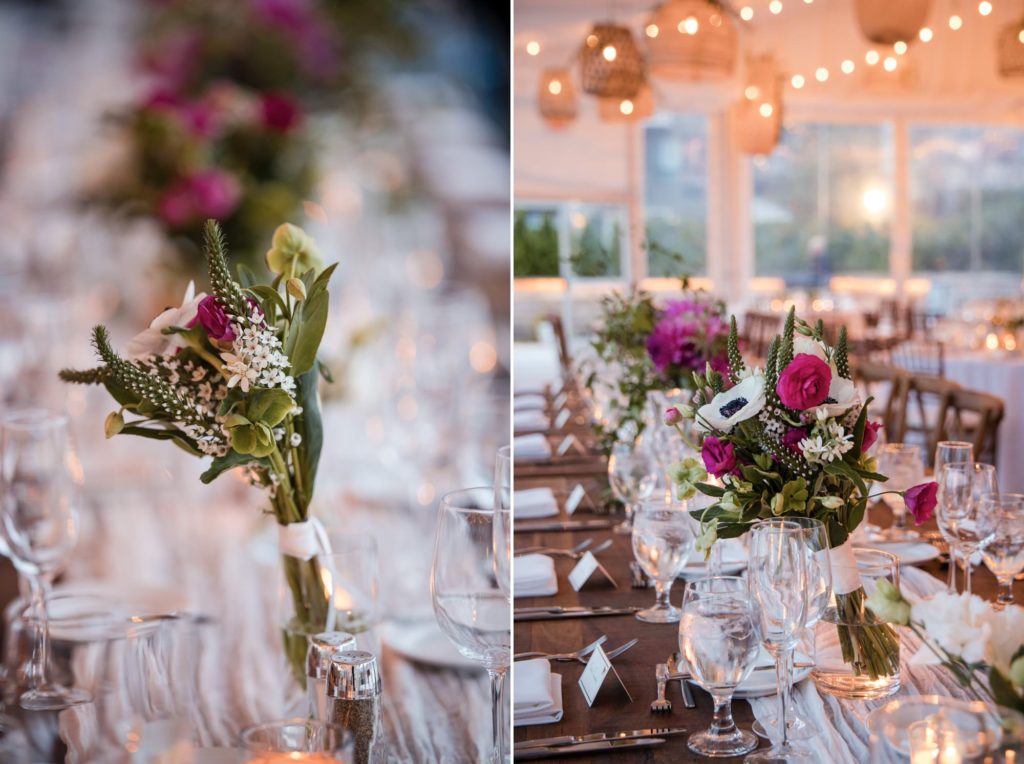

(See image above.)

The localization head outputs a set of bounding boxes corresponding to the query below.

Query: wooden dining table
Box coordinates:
[513,450,1022,763]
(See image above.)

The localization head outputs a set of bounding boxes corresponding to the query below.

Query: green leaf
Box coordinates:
[236,263,258,289]
[119,426,202,456]
[716,522,753,539]
[289,290,329,376]
[318,359,334,384]
[200,450,259,484]
[102,378,142,409]
[247,387,295,427]
[294,367,323,507]
[695,482,726,498]
[850,399,870,456]
[306,262,338,303]
[989,668,1024,713]
[848,497,868,530]
[247,285,289,321]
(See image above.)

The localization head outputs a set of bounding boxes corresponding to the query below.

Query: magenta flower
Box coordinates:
[156,170,241,227]
[259,92,303,132]
[862,421,883,453]
[647,317,698,372]
[189,295,235,343]
[905,482,938,525]
[781,427,807,454]
[701,436,738,478]
[776,354,832,410]
[664,407,682,426]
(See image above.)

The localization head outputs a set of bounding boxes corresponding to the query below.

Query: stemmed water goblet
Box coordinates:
[980,493,1024,608]
[745,518,816,763]
[0,410,90,710]
[493,445,512,600]
[937,462,998,594]
[631,498,695,623]
[934,441,974,591]
[679,576,761,757]
[431,488,510,764]
[608,441,658,535]
[877,443,924,540]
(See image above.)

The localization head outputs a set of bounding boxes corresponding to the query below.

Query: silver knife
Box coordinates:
[517,727,688,750]
[514,737,666,760]
[515,520,613,532]
[515,606,641,621]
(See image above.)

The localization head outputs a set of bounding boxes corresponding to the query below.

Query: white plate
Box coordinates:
[679,558,746,578]
[380,620,481,670]
[869,541,940,566]
[733,652,813,699]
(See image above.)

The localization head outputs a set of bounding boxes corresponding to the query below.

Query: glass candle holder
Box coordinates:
[240,720,350,763]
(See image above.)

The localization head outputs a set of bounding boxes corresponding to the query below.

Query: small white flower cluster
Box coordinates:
[221,311,295,394]
[799,410,854,464]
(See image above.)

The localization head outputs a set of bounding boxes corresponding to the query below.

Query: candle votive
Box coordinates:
[240,719,350,763]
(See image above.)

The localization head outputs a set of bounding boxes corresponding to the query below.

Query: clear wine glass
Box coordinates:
[877,443,924,541]
[493,446,512,600]
[0,410,90,710]
[431,488,510,764]
[980,493,1024,609]
[937,462,998,595]
[321,538,380,648]
[679,576,760,757]
[934,441,974,592]
[608,441,657,535]
[631,498,695,623]
[746,519,816,764]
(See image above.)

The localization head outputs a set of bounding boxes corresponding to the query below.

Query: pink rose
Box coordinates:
[905,482,938,525]
[862,421,882,453]
[664,407,682,426]
[189,295,235,342]
[701,436,738,478]
[781,427,806,454]
[259,92,303,132]
[776,353,832,410]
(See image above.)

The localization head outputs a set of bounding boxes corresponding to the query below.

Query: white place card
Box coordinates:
[555,434,587,457]
[564,483,586,516]
[578,644,632,707]
[568,550,618,591]
[553,407,571,429]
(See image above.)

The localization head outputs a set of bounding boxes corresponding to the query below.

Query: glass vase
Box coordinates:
[813,547,901,699]
[280,552,332,688]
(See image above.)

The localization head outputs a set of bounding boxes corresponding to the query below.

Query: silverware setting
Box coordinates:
[514,519,614,533]
[516,727,689,751]
[516,538,612,559]
[513,605,642,621]
[665,653,696,708]
[514,635,606,663]
[650,663,672,713]
[629,561,654,589]
[514,737,666,760]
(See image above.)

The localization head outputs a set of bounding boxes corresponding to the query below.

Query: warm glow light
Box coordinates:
[602,45,617,61]
[979,1,993,16]
[815,67,829,82]
[646,23,659,37]
[740,6,754,20]
[586,34,598,47]
[841,59,855,74]
[416,482,435,506]
[1007,336,1018,351]
[1019,29,1024,43]
[744,85,760,100]
[883,56,898,71]
[862,185,889,217]
[548,79,562,95]
[470,341,497,373]
[759,103,774,117]
[680,16,699,34]
[949,15,963,30]
[894,40,908,54]
[866,50,880,65]
[919,27,933,42]
[791,74,805,88]
[526,41,541,56]
[570,211,587,228]
[709,13,723,26]
[769,0,783,13]
[619,99,635,115]
[986,333,1000,350]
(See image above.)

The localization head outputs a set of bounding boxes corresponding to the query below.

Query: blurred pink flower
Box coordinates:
[259,92,303,132]
[157,170,241,227]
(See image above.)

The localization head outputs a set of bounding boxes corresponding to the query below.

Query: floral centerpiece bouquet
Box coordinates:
[60,220,335,683]
[585,281,728,454]
[668,308,938,682]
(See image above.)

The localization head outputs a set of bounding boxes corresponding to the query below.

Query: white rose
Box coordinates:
[910,592,993,665]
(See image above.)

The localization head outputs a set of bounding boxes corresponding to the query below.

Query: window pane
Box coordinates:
[568,203,624,278]
[644,114,708,276]
[753,123,891,286]
[911,125,1024,288]
[513,207,559,277]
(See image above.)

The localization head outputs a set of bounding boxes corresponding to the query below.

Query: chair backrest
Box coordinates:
[850,360,909,443]
[902,375,959,462]
[544,313,573,375]
[942,387,1005,466]
[741,311,781,360]
[889,339,945,378]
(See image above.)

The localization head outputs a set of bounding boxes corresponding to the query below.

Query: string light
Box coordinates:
[620,99,635,115]
[841,59,855,74]
[759,103,774,117]
[949,15,963,30]
[548,80,563,95]
[979,1,993,15]
[745,85,760,99]
[815,66,829,81]
[526,41,541,56]
[894,40,908,55]
[740,6,754,20]
[791,74,805,88]
[920,27,933,42]
[679,16,699,34]
[602,45,617,61]
[646,24,659,37]
[1019,29,1024,43]
[866,50,880,65]
[883,55,898,71]
[769,0,783,14]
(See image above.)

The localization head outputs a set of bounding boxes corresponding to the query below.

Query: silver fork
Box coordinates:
[651,663,672,712]
[513,635,607,662]
[516,538,594,557]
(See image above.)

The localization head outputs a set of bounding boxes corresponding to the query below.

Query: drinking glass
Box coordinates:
[0,410,90,710]
[746,519,815,763]
[431,488,510,764]
[936,462,998,595]
[608,441,658,535]
[877,443,924,540]
[679,576,760,757]
[241,720,349,762]
[934,441,974,591]
[631,499,695,623]
[493,445,512,600]
[981,494,1024,608]
[321,539,380,649]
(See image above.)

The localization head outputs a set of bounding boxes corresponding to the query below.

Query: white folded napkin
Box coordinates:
[513,659,563,726]
[514,410,550,432]
[515,393,547,411]
[514,434,551,461]
[514,554,558,597]
[514,488,559,519]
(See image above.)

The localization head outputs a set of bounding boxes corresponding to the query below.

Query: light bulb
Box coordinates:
[769,0,783,14]
[759,103,774,117]
[894,40,908,54]
[680,16,699,34]
[815,67,829,82]
[646,24,659,37]
[841,59,855,74]
[979,1,992,16]
[949,15,963,30]
[866,50,880,65]
[740,6,754,20]
[791,74,805,88]
[526,41,541,56]
[548,80,562,95]
[619,99,634,115]
[883,56,898,71]
[919,27,933,42]
[602,45,617,61]
[744,85,760,100]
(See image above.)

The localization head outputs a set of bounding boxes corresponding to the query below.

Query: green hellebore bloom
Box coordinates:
[864,578,911,626]
[817,495,845,510]
[104,410,124,439]
[718,491,742,515]
[696,519,718,560]
[669,457,707,501]
[771,478,809,516]
[1010,656,1024,688]
[265,223,323,277]
[227,416,277,458]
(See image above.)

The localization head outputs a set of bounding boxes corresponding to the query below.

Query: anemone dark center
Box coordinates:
[719,398,748,418]
[824,397,837,404]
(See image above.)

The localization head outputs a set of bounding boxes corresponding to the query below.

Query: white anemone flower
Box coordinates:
[793,335,829,362]
[126,281,207,359]
[813,375,860,418]
[696,374,766,433]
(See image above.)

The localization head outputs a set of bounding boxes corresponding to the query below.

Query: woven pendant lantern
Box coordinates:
[578,23,644,98]
[597,81,656,122]
[854,0,932,45]
[538,68,578,128]
[644,0,737,81]
[732,55,782,155]
[998,18,1024,78]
